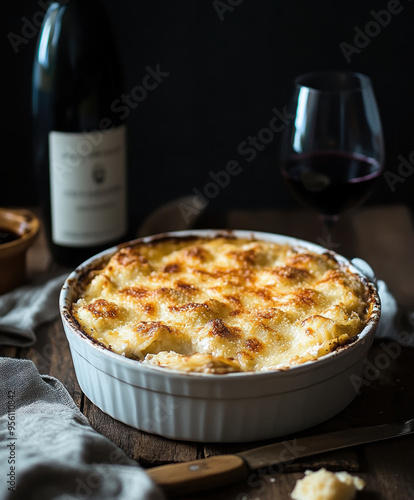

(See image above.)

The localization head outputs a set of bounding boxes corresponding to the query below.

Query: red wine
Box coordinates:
[281,151,381,216]
[32,0,128,267]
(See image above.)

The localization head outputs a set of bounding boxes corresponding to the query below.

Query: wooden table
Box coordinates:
[2,204,414,499]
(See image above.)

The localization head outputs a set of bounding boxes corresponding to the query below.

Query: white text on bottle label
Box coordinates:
[49,126,127,246]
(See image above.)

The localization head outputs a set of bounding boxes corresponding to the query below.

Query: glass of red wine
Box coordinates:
[280,71,384,233]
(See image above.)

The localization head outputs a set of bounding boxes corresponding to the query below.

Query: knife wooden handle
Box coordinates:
[147,454,249,497]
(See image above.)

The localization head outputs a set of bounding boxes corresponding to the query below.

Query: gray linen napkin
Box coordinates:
[0,358,165,500]
[0,272,68,347]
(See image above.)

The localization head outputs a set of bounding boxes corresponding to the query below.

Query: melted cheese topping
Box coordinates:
[72,237,371,373]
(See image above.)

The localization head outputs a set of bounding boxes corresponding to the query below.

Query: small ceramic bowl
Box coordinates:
[0,208,40,294]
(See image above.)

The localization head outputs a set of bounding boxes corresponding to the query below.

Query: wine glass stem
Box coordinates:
[318,214,340,247]
[320,214,339,232]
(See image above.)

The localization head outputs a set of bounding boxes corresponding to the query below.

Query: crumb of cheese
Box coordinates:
[291,468,365,500]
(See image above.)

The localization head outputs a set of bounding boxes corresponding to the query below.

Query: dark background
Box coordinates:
[3,0,414,228]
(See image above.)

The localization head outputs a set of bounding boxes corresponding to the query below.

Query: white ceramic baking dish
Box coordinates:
[59,230,381,443]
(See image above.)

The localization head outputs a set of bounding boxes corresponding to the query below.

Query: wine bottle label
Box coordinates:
[49,126,127,247]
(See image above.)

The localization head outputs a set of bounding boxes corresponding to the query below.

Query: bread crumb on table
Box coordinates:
[291,468,365,500]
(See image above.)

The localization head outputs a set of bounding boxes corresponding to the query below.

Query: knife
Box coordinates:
[147,418,414,497]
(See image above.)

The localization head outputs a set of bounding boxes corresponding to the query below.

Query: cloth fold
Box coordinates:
[0,272,68,347]
[0,358,165,500]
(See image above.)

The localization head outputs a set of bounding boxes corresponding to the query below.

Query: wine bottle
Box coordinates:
[32,0,128,267]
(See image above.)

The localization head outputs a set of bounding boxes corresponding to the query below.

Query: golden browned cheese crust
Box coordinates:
[72,237,372,373]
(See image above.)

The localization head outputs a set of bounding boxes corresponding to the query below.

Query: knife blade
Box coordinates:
[147,418,414,497]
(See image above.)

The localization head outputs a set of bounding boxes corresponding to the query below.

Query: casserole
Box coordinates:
[60,230,380,442]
